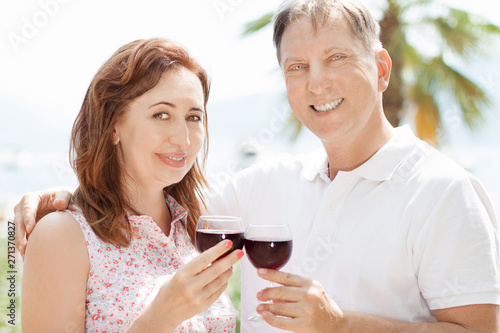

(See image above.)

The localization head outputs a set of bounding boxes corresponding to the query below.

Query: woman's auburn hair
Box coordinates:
[70,38,210,247]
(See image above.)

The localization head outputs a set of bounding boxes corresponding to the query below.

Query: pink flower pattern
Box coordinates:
[67,195,236,332]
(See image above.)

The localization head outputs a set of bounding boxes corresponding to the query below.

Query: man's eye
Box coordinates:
[292,65,304,71]
[154,112,168,120]
[329,55,343,61]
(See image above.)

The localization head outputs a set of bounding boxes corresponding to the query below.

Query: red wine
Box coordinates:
[195,230,245,254]
[244,238,293,270]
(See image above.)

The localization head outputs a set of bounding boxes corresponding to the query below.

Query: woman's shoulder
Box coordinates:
[26,211,89,262]
[34,210,83,237]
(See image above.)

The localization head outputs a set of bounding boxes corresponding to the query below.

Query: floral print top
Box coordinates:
[67,194,236,332]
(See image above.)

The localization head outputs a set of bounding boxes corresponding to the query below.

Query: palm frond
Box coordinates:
[418,7,500,57]
[427,56,489,129]
[242,13,274,36]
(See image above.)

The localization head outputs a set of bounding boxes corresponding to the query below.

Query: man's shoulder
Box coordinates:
[400,139,474,184]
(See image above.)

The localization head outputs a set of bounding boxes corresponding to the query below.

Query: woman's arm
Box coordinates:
[21,211,89,332]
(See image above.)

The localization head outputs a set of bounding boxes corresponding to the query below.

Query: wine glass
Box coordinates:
[244,224,293,321]
[195,215,245,317]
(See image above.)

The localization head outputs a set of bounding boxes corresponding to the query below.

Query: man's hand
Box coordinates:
[14,187,73,256]
[256,270,500,332]
[255,268,346,333]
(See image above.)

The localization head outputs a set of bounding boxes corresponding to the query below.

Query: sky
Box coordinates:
[1,0,498,123]
[1,0,500,215]
[1,0,283,124]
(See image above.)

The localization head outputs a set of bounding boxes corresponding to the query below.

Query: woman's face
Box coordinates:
[113,67,205,191]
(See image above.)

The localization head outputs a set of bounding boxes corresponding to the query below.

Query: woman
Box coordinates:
[21,38,243,332]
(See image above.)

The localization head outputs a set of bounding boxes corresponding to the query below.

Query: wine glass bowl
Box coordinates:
[244,238,292,270]
[244,224,293,270]
[195,215,245,256]
[243,224,293,322]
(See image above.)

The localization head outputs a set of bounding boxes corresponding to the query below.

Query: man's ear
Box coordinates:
[377,48,392,93]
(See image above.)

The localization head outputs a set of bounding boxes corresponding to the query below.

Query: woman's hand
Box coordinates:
[129,240,244,332]
[13,187,73,256]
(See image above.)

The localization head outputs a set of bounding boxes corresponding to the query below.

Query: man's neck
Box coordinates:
[323,119,394,180]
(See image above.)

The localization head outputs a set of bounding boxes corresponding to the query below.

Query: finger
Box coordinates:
[205,277,230,301]
[189,240,234,273]
[258,285,301,303]
[260,310,301,331]
[201,281,230,313]
[21,193,42,234]
[258,268,310,287]
[52,189,72,210]
[13,204,27,257]
[257,301,302,319]
[198,249,244,284]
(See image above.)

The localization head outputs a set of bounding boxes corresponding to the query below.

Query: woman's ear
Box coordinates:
[112,127,120,145]
[377,48,392,93]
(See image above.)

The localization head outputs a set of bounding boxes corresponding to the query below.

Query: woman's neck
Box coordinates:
[123,184,172,236]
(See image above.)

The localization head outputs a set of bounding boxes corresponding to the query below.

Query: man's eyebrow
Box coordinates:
[283,57,303,66]
[283,46,351,65]
[323,46,349,55]
[149,101,204,112]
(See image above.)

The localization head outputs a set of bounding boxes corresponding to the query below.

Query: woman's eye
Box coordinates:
[291,65,303,71]
[187,115,203,122]
[154,112,168,120]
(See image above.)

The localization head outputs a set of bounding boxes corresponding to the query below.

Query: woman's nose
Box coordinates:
[168,122,190,149]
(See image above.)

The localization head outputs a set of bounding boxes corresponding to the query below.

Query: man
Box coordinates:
[14,0,500,332]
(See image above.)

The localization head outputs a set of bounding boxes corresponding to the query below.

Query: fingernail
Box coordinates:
[225,240,233,249]
[236,250,244,258]
[258,268,268,275]
[256,291,262,299]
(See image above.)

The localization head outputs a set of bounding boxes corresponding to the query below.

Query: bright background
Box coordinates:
[1,0,500,214]
[0,0,499,330]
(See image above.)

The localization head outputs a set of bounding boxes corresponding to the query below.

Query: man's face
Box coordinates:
[280,16,389,145]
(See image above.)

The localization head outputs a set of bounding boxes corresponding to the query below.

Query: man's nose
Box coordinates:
[307,66,332,94]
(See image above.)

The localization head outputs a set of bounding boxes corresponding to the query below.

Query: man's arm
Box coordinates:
[256,269,500,333]
[13,186,73,256]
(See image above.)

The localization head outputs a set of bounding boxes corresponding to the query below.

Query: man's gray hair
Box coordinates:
[273,0,383,64]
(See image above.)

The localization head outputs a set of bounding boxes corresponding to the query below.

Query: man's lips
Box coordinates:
[311,98,344,112]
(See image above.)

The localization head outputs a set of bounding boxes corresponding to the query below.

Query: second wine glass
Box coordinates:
[244,224,293,322]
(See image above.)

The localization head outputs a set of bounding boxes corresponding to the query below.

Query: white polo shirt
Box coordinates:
[208,125,500,333]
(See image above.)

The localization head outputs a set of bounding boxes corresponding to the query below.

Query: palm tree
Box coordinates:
[243,0,500,145]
